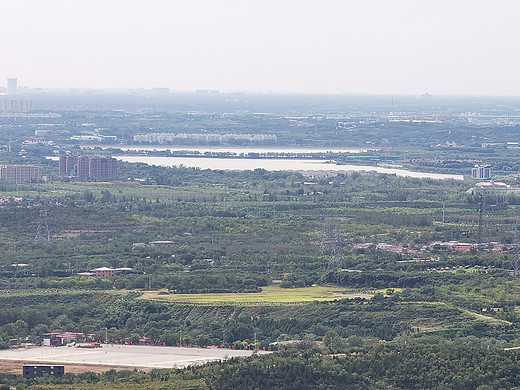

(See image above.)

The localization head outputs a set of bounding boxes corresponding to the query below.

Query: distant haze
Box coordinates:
[3,0,520,95]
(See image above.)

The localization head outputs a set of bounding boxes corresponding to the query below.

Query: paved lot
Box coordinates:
[0,344,268,369]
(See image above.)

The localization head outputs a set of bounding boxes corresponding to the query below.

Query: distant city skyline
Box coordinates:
[3,0,520,96]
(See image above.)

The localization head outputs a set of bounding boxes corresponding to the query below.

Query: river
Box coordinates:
[115,155,463,180]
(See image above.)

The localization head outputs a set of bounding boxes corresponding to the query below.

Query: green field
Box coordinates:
[141,285,374,303]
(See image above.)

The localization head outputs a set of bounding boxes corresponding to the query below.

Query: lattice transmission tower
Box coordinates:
[34,204,51,244]
[511,244,520,276]
[320,220,345,269]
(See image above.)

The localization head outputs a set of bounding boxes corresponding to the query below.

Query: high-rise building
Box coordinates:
[6,78,17,95]
[1,98,32,112]
[88,156,117,179]
[1,78,33,114]
[0,165,43,183]
[77,155,92,177]
[59,154,117,179]
[58,155,67,174]
[59,154,80,174]
[472,164,491,180]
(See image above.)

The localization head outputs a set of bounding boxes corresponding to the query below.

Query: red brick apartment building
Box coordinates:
[59,154,117,179]
[0,164,43,183]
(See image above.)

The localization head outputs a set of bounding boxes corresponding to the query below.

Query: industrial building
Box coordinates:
[42,332,96,346]
[23,365,64,379]
[91,267,136,276]
[466,181,520,195]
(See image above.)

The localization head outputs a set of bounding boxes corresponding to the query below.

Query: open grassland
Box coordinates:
[0,181,225,200]
[141,285,374,304]
[40,181,254,199]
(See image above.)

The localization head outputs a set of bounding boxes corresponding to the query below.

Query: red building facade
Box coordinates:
[59,154,117,179]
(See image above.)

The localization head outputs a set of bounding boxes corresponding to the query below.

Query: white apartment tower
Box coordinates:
[6,78,17,95]
[472,164,491,180]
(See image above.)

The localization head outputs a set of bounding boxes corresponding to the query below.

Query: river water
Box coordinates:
[53,146,463,180]
[115,155,463,180]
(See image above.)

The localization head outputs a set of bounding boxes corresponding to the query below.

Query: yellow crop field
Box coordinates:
[141,285,374,304]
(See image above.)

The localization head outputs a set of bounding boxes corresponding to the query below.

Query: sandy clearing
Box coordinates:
[0,344,268,373]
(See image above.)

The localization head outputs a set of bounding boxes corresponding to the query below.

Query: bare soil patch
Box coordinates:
[0,359,144,375]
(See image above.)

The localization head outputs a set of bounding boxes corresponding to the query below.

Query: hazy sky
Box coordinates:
[3,0,520,95]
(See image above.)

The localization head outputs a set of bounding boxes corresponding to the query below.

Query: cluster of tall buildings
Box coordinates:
[59,154,117,179]
[1,98,33,113]
[1,78,33,114]
[133,132,278,144]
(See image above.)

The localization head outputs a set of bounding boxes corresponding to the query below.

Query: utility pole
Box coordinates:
[105,327,108,344]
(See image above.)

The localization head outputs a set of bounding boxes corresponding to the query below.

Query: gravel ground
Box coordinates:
[0,344,267,373]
